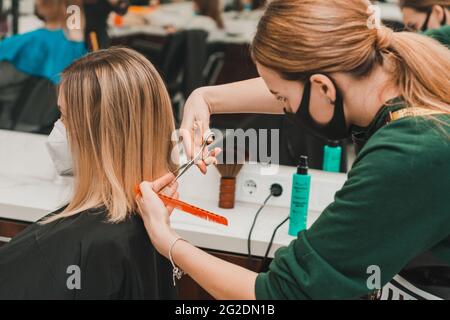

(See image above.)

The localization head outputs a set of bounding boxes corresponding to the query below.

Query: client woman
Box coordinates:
[0,48,177,300]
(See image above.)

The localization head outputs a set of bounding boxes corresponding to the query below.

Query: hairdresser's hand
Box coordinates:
[180,89,215,174]
[137,174,180,257]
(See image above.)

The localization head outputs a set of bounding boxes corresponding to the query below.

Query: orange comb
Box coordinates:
[135,186,228,226]
[158,194,228,226]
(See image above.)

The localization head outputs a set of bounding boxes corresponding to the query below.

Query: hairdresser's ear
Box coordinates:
[432,5,445,23]
[310,74,337,105]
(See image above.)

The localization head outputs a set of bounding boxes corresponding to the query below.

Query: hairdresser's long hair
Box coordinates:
[46,47,177,223]
[251,0,450,117]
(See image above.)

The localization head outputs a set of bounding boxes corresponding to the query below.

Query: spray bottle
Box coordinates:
[289,156,311,236]
[323,140,342,173]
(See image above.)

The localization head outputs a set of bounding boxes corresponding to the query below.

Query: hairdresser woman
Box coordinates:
[400,0,450,46]
[138,0,450,300]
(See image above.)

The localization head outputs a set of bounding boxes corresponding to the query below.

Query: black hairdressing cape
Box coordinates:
[0,208,176,300]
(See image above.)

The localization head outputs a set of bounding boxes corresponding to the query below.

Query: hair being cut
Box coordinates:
[46,47,177,223]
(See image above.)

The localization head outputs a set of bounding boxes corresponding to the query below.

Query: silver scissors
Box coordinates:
[162,132,215,190]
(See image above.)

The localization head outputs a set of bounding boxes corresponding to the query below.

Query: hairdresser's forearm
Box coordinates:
[172,239,258,300]
[199,78,285,115]
[138,173,258,299]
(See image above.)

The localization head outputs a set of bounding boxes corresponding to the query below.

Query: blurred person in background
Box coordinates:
[84,0,129,49]
[400,0,449,46]
[0,0,87,131]
[192,0,224,30]
[0,0,86,84]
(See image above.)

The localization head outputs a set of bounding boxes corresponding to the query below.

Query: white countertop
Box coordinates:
[0,174,72,222]
[0,130,346,258]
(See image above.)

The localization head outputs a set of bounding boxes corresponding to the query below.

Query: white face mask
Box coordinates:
[46,119,74,176]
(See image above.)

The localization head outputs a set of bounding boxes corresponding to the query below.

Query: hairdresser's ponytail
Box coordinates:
[387,31,450,113]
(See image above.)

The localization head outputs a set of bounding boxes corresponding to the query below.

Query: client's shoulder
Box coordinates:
[74,208,148,244]
[74,209,155,265]
[39,208,148,250]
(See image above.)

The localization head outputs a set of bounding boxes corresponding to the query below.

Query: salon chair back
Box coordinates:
[157,30,224,123]
[182,29,209,98]
[159,30,211,94]
[0,62,58,135]
[159,31,187,91]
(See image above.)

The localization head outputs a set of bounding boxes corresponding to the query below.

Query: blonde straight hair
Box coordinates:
[251,0,450,116]
[46,47,177,223]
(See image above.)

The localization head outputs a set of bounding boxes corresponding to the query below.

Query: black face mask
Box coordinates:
[284,76,350,142]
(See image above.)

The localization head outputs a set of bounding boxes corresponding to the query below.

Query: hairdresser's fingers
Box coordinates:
[138,178,176,219]
[179,127,194,160]
[201,140,211,161]
[180,123,212,168]
[197,160,208,174]
[193,121,204,163]
[167,192,180,216]
[210,147,222,158]
[181,88,212,159]
[139,181,162,205]
[195,147,221,174]
[161,181,178,198]
[179,121,205,161]
[194,121,214,159]
[152,173,176,193]
[166,206,175,214]
[139,181,171,224]
[204,148,222,165]
[136,196,164,220]
[204,156,218,166]
[203,158,215,166]
[200,129,215,159]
